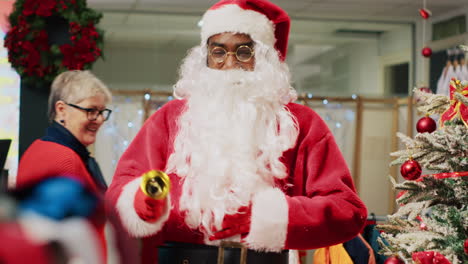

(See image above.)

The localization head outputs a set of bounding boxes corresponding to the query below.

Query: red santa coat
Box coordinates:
[16,140,107,263]
[106,99,367,264]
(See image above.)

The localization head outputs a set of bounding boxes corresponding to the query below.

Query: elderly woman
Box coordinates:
[16,70,112,263]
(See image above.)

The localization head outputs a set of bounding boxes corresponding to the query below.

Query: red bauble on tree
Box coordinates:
[400,158,422,180]
[416,116,437,133]
[384,256,404,264]
[422,47,432,57]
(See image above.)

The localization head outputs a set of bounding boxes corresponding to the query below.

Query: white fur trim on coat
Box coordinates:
[116,177,171,237]
[201,4,275,47]
[244,188,288,251]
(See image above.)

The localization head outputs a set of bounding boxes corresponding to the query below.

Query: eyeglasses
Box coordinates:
[66,103,112,121]
[209,45,255,63]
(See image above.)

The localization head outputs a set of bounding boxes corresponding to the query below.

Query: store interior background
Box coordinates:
[1,0,468,223]
[90,0,468,217]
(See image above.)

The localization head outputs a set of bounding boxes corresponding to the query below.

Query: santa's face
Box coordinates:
[207,33,255,71]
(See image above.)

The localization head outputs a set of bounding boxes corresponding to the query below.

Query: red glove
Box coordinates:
[209,205,251,241]
[134,188,167,223]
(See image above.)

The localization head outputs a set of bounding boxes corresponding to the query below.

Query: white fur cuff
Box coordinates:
[245,188,288,251]
[116,177,171,237]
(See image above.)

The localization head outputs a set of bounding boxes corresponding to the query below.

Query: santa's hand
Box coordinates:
[209,205,251,241]
[134,170,171,222]
[134,187,167,222]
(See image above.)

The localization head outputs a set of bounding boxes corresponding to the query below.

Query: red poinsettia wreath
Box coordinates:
[4,0,104,86]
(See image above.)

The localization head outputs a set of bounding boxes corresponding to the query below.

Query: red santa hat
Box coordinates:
[200,0,290,61]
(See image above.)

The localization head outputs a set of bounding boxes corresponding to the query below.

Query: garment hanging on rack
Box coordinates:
[437,64,456,96]
[313,243,353,264]
[360,235,376,264]
[436,66,447,95]
[436,57,450,96]
[343,234,371,264]
[455,63,463,80]
[461,61,468,81]
[362,224,388,264]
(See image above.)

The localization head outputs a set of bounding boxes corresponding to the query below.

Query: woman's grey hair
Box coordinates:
[48,70,112,122]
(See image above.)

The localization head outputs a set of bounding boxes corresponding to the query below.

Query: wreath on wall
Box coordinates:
[4,0,104,86]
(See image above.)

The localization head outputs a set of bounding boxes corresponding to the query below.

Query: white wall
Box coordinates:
[92,41,196,91]
[290,39,382,96]
[347,40,382,96]
[379,25,413,57]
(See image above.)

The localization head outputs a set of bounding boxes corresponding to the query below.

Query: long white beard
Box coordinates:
[166,43,299,234]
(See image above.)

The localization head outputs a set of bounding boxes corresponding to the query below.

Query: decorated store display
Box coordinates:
[378,79,468,263]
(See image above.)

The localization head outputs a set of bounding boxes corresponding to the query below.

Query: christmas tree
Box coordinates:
[377,78,468,264]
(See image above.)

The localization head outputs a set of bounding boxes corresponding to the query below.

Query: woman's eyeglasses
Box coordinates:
[209,45,254,63]
[66,103,112,121]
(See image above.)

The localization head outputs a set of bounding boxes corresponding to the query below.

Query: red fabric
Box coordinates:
[134,187,167,222]
[209,0,290,61]
[16,140,107,263]
[106,99,367,264]
[0,222,52,264]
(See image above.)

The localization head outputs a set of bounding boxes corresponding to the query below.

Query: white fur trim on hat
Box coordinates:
[244,188,288,251]
[116,177,171,237]
[201,4,275,47]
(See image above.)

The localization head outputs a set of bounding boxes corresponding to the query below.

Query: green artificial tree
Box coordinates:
[378,79,468,264]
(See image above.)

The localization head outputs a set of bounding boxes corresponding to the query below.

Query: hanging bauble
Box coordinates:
[422,47,432,57]
[416,116,437,133]
[384,256,404,264]
[419,8,431,19]
[400,158,422,180]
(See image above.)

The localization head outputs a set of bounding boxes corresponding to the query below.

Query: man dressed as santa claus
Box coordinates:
[105,0,368,263]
